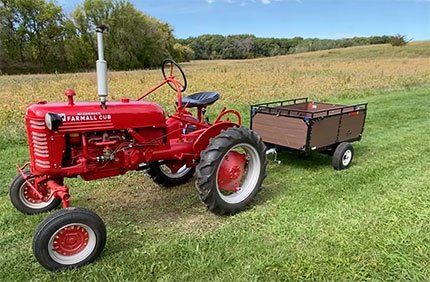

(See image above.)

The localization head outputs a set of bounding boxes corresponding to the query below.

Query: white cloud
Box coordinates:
[261,0,271,4]
[206,0,216,3]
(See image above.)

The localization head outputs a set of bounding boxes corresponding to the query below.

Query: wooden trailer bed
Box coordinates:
[250,97,367,170]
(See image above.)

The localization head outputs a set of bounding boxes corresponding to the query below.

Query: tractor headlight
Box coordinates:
[45,113,63,130]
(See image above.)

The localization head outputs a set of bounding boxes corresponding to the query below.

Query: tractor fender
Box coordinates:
[193,122,238,152]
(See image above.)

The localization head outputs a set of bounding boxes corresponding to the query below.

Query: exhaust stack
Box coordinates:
[96,25,109,109]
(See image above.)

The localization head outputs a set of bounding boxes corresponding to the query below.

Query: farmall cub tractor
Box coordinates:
[9,26,267,270]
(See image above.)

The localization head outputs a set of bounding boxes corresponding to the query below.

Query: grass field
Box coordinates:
[0,43,430,281]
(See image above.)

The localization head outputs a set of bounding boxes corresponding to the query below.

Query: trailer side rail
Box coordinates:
[251,99,367,120]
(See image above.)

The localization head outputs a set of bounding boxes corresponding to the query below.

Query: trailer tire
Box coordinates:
[33,208,106,271]
[147,163,195,187]
[9,170,61,214]
[332,142,354,170]
[196,127,267,215]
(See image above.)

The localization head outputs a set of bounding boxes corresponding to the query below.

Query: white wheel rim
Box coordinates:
[342,149,352,166]
[216,143,261,204]
[18,180,56,209]
[159,164,192,179]
[48,223,97,265]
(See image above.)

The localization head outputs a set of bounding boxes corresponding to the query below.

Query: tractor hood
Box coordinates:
[26,99,166,132]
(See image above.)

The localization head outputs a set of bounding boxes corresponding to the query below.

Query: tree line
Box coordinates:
[0,0,403,74]
[0,0,194,74]
[178,34,399,60]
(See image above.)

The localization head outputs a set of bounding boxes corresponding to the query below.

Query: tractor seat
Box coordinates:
[181,92,220,108]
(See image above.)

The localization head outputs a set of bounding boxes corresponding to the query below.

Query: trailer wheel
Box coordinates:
[147,163,195,187]
[196,127,267,215]
[33,208,106,271]
[332,142,354,170]
[9,170,61,214]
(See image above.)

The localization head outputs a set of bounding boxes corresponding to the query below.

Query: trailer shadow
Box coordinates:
[269,143,369,170]
[251,144,370,205]
[271,150,332,169]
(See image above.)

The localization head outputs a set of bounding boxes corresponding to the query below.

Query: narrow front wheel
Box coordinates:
[33,208,107,271]
[147,162,195,187]
[9,170,61,214]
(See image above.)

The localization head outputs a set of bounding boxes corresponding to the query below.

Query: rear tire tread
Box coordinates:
[196,126,267,215]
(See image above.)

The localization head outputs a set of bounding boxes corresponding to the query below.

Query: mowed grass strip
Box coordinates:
[0,84,429,280]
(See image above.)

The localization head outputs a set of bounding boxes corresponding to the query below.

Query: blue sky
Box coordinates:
[60,0,430,40]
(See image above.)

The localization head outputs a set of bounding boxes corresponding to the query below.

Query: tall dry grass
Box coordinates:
[0,42,429,142]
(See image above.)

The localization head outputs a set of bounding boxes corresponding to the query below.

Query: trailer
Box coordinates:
[250,97,367,170]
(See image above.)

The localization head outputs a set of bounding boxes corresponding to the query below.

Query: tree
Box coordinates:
[390,34,408,46]
[71,0,176,69]
[172,43,195,62]
[0,0,67,73]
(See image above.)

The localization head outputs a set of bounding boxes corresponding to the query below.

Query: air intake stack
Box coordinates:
[96,25,109,109]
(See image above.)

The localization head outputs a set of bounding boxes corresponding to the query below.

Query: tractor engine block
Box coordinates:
[67,131,133,180]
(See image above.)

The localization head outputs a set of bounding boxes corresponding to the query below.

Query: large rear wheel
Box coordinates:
[32,208,106,271]
[196,127,267,215]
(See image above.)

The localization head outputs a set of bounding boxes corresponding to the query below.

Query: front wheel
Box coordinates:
[147,162,195,187]
[33,208,107,271]
[196,127,267,215]
[9,170,61,214]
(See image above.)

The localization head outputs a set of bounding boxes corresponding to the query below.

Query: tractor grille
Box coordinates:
[28,119,51,169]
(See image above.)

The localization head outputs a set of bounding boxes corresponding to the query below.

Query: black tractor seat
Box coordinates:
[181,92,220,108]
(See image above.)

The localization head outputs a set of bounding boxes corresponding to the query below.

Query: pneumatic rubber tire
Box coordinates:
[33,208,107,271]
[332,142,354,170]
[9,170,61,214]
[147,163,195,187]
[196,127,267,215]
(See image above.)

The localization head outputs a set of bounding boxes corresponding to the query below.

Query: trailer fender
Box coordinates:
[193,122,237,152]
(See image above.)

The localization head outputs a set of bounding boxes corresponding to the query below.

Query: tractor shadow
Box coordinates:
[75,143,370,254]
[78,172,228,233]
[69,144,370,257]
[75,144,370,229]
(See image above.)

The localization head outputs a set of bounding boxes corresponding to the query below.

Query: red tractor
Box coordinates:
[9,25,267,270]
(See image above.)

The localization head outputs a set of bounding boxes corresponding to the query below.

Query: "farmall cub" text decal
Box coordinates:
[60,112,112,122]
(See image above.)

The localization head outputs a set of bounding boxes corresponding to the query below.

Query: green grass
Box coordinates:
[1,84,430,280]
[302,41,430,60]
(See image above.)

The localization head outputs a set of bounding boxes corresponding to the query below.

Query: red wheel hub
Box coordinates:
[23,181,50,203]
[217,151,247,192]
[166,160,184,174]
[53,225,89,256]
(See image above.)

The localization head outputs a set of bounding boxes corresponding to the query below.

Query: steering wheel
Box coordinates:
[161,59,187,92]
